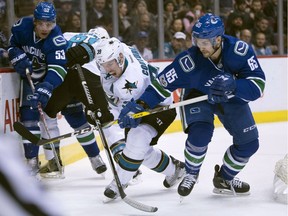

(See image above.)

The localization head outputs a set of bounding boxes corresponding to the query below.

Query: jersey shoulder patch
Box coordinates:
[178,54,195,73]
[53,35,67,46]
[234,41,249,56]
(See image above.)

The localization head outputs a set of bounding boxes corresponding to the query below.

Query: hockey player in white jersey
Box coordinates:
[94,37,185,200]
[43,27,127,175]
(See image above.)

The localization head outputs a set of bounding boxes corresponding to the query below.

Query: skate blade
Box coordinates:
[128,175,143,186]
[213,188,250,196]
[99,171,106,179]
[102,196,117,203]
[179,196,185,203]
[40,171,65,179]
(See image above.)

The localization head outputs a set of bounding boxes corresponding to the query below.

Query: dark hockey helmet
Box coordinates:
[34,2,56,22]
[192,13,224,46]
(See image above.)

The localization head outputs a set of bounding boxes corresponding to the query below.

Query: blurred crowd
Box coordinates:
[0,0,287,67]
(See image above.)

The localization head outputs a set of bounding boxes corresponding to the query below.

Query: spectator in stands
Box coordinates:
[249,0,265,21]
[0,0,9,67]
[240,29,252,44]
[64,10,81,32]
[164,31,186,59]
[55,0,74,32]
[264,0,287,37]
[124,12,158,56]
[182,1,204,34]
[173,0,190,17]
[263,0,278,32]
[14,0,35,18]
[225,12,244,38]
[219,0,234,23]
[164,0,177,34]
[252,32,273,55]
[165,17,184,42]
[132,31,153,61]
[226,0,254,29]
[129,0,156,28]
[118,1,131,41]
[252,15,278,53]
[86,0,111,29]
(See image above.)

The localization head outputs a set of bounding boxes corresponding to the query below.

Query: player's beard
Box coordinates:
[208,42,221,59]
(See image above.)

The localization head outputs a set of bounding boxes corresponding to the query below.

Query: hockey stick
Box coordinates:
[75,64,158,212]
[13,94,220,146]
[25,69,63,175]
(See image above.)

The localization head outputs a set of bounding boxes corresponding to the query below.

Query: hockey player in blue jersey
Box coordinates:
[8,2,67,177]
[118,13,266,197]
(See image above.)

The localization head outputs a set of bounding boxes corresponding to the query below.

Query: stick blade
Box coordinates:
[13,122,39,143]
[123,196,158,213]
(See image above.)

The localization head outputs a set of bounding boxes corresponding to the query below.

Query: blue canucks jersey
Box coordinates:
[140,35,266,108]
[9,17,67,88]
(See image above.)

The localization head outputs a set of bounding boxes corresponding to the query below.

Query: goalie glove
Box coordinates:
[66,43,95,68]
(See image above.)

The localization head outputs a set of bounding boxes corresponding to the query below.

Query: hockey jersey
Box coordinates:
[100,44,173,118]
[9,17,67,88]
[63,32,101,76]
[139,35,266,108]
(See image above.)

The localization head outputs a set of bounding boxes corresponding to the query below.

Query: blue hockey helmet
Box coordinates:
[192,13,224,39]
[34,2,56,22]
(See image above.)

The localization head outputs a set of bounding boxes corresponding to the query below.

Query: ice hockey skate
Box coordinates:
[163,156,185,188]
[178,173,198,200]
[89,155,107,177]
[103,179,128,203]
[27,157,40,176]
[212,164,250,196]
[128,169,143,185]
[39,157,64,179]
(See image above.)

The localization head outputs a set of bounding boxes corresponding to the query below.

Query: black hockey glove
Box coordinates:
[66,43,95,68]
[85,107,114,125]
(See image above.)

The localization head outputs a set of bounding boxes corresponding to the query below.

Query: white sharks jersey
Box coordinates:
[63,32,101,76]
[100,43,173,118]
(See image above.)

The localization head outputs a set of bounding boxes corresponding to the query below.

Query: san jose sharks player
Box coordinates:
[8,2,67,177]
[42,27,118,176]
[94,37,185,200]
[118,13,266,197]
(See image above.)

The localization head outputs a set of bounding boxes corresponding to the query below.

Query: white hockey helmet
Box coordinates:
[88,26,110,39]
[95,37,124,68]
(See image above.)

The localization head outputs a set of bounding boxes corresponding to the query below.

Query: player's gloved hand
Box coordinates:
[8,47,32,78]
[208,73,236,104]
[66,43,95,68]
[85,108,114,125]
[30,82,53,110]
[118,99,145,129]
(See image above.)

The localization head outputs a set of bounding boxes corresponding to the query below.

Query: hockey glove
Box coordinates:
[8,47,32,78]
[66,43,95,68]
[208,73,236,104]
[118,99,145,129]
[30,82,53,110]
[85,107,114,125]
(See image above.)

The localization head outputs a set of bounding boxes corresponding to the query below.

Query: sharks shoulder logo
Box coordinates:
[122,79,138,94]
